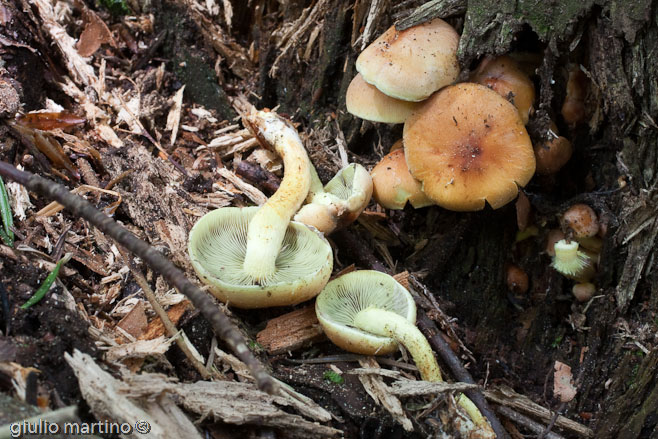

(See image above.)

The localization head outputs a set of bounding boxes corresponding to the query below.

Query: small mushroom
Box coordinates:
[561,204,599,238]
[534,121,573,175]
[471,55,536,124]
[188,110,333,308]
[356,18,460,102]
[561,66,588,126]
[403,83,536,211]
[294,163,373,235]
[371,148,433,210]
[316,271,494,437]
[572,282,596,302]
[346,73,421,123]
[551,239,596,282]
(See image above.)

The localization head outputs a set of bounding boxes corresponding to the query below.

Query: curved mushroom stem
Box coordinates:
[294,163,373,235]
[354,308,493,436]
[242,111,311,280]
[354,308,443,381]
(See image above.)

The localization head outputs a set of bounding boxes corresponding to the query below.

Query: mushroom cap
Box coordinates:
[471,55,536,124]
[403,83,536,211]
[371,149,433,209]
[188,207,333,308]
[346,74,421,123]
[323,163,373,227]
[356,18,460,102]
[294,163,373,234]
[315,270,416,355]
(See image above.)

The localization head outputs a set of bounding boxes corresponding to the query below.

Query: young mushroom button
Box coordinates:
[294,162,373,235]
[403,83,536,211]
[187,110,333,308]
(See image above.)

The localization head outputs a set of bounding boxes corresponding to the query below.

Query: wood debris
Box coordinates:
[66,350,201,439]
[256,305,325,355]
[357,357,413,431]
[485,386,594,438]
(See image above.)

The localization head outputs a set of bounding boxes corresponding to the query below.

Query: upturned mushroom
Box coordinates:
[371,148,433,210]
[356,18,460,102]
[403,83,536,211]
[551,239,597,282]
[346,74,421,124]
[294,163,373,235]
[188,110,333,308]
[316,270,494,437]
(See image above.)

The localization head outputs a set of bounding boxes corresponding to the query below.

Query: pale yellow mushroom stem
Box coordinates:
[354,308,493,435]
[242,111,311,280]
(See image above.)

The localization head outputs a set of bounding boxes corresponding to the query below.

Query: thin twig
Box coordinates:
[0,161,275,393]
[496,405,566,439]
[116,245,216,380]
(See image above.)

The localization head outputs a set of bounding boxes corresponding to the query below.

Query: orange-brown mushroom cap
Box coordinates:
[403,83,536,211]
[371,149,433,209]
[356,18,460,102]
[471,55,536,124]
[346,74,421,124]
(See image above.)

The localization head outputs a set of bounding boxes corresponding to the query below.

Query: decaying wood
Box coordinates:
[395,0,466,30]
[236,160,281,195]
[485,386,594,438]
[66,350,202,439]
[357,357,413,431]
[214,347,334,424]
[256,305,325,355]
[388,380,478,396]
[496,405,566,439]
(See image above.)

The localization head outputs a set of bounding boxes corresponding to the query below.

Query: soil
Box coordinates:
[1,0,657,438]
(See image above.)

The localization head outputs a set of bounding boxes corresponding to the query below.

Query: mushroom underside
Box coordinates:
[189,207,332,308]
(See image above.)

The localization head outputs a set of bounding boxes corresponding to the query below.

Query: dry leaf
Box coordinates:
[77,10,116,57]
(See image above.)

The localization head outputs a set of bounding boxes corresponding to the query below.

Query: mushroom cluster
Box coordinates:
[188,110,333,308]
[346,19,543,212]
[549,203,603,302]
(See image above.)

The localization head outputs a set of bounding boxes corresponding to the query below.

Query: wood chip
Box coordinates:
[116,301,148,340]
[140,301,192,341]
[256,306,325,355]
[166,85,185,146]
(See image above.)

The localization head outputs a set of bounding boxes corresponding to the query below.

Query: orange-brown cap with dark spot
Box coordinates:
[403,83,536,211]
[356,18,460,102]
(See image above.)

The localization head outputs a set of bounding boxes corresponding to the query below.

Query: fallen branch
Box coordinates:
[0,161,275,393]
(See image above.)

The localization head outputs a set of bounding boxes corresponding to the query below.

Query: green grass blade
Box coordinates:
[0,176,14,246]
[21,253,72,309]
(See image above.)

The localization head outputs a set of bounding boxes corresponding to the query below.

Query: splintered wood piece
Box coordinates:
[256,306,324,354]
[140,301,192,341]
